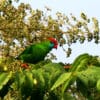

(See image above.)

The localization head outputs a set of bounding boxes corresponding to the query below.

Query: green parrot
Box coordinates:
[16,37,58,64]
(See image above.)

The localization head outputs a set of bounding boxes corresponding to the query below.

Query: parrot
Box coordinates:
[16,37,58,65]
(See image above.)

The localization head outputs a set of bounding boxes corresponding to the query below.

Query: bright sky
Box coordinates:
[16,0,100,63]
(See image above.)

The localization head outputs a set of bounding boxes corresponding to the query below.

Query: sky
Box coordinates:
[15,0,100,63]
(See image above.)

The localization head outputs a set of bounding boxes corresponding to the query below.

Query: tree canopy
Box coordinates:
[0,1,100,99]
[0,0,99,58]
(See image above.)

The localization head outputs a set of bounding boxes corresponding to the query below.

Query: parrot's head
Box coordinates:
[48,37,58,49]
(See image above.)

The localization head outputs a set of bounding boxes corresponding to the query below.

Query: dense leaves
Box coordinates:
[0,72,12,98]
[0,54,100,99]
[0,61,66,99]
[0,0,100,100]
[0,0,100,58]
[51,54,100,99]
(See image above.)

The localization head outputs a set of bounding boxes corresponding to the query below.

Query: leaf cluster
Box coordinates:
[0,54,100,100]
[0,0,100,58]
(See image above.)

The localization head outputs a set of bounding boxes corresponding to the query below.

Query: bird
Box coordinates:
[16,37,58,65]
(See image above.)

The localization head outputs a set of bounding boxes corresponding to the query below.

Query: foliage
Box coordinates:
[0,54,100,99]
[0,0,100,100]
[51,53,100,100]
[0,0,100,58]
[0,72,12,90]
[0,61,66,99]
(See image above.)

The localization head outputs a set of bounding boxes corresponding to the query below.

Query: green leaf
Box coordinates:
[32,69,45,88]
[76,66,100,99]
[49,69,62,87]
[51,72,71,91]
[96,79,100,92]
[70,53,90,72]
[15,71,25,89]
[24,71,34,89]
[77,66,100,87]
[61,93,76,100]
[0,72,12,90]
[19,71,34,98]
[81,12,87,20]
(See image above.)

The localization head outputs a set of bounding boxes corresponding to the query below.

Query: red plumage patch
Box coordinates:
[48,37,58,49]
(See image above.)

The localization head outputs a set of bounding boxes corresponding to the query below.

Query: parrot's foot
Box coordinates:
[21,63,29,69]
[64,64,71,69]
